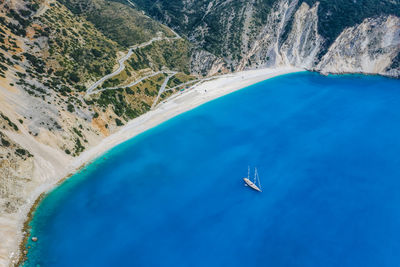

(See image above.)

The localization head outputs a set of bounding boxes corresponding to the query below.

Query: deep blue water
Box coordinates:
[25,72,400,267]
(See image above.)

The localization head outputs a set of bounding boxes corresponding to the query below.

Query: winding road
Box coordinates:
[87,70,178,96]
[86,31,181,95]
[84,27,223,110]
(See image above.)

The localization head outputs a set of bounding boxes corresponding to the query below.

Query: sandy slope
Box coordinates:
[1,66,302,267]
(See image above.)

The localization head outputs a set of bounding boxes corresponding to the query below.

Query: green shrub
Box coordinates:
[15,148,26,156]
[69,72,80,83]
[1,138,10,147]
[115,118,124,126]
[67,104,75,113]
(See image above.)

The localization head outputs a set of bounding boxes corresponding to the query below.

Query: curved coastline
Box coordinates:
[8,67,303,266]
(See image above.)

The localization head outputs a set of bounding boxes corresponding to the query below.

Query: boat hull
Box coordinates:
[243,178,262,192]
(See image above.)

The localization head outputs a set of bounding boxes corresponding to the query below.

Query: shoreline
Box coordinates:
[7,66,303,266]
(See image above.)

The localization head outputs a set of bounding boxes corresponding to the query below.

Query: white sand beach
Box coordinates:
[1,66,302,266]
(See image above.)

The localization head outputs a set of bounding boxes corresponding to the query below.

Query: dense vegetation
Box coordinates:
[139,39,191,73]
[58,0,173,47]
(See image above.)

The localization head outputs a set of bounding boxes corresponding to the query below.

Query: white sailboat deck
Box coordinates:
[243,167,262,192]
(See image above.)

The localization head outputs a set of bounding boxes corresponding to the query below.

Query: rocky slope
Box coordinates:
[316,15,400,77]
[131,0,400,77]
[237,1,400,77]
[237,0,400,77]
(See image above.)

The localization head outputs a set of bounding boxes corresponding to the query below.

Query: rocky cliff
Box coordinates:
[238,0,400,77]
[133,0,400,77]
[316,15,400,77]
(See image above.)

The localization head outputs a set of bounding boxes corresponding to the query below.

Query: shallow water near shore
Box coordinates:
[25,72,400,267]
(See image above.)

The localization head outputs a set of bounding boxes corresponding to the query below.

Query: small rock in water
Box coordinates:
[31,237,38,242]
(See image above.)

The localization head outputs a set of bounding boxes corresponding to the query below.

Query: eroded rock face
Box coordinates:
[315,15,400,77]
[190,49,225,76]
[237,0,299,70]
[237,0,399,77]
[137,0,400,77]
[280,2,323,69]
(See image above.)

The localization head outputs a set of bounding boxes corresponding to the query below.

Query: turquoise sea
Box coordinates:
[25,72,400,267]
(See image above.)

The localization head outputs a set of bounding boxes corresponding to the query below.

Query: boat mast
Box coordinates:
[254,168,257,183]
[256,168,262,190]
[247,166,250,179]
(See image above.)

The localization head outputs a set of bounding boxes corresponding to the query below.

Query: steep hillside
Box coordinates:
[129,0,400,77]
[302,0,400,55]
[58,0,175,47]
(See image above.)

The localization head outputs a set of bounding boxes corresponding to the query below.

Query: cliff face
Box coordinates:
[237,0,300,70]
[239,0,400,77]
[316,15,400,77]
[279,2,322,69]
[133,0,400,78]
[190,49,226,76]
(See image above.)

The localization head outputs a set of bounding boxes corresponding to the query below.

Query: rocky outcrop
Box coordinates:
[315,15,400,77]
[237,0,299,70]
[190,49,225,76]
[280,2,323,68]
[238,0,324,70]
[237,0,400,77]
[134,0,400,78]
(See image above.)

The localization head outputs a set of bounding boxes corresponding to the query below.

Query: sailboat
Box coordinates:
[243,166,262,192]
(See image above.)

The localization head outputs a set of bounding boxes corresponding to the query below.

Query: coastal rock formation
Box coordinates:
[237,0,300,70]
[134,0,400,77]
[316,15,400,77]
[279,2,323,69]
[238,0,399,77]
